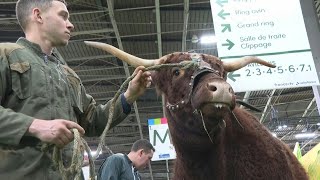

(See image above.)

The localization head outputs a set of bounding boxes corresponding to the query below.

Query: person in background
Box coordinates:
[0,0,151,179]
[98,139,155,180]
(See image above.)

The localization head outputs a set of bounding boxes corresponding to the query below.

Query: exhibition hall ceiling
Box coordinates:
[0,0,319,179]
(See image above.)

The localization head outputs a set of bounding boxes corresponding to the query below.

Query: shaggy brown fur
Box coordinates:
[151,53,308,180]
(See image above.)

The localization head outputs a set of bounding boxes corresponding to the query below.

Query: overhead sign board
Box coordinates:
[210,0,319,92]
[148,118,176,161]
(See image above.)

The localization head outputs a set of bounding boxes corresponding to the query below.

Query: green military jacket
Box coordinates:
[0,38,129,180]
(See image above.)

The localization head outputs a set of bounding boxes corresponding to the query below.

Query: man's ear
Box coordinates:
[138,149,144,156]
[32,8,43,23]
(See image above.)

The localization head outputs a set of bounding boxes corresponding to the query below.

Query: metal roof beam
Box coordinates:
[71,28,114,36]
[240,91,251,109]
[74,66,124,73]
[67,27,215,44]
[0,2,16,5]
[260,89,276,123]
[155,0,163,57]
[115,1,209,12]
[302,97,316,117]
[181,0,189,51]
[106,0,154,178]
[67,51,162,62]
[67,54,114,62]
[80,75,126,83]
[106,0,144,138]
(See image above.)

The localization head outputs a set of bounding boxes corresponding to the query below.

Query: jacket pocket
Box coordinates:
[61,65,83,113]
[10,62,31,99]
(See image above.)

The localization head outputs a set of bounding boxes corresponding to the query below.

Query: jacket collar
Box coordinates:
[16,37,46,56]
[16,37,65,65]
[124,154,138,172]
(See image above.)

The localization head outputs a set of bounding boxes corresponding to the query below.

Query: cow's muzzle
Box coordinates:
[191,77,235,114]
[207,81,234,106]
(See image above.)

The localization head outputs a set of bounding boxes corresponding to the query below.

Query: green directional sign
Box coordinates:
[221,24,231,32]
[210,0,320,92]
[216,0,228,7]
[218,9,230,20]
[222,39,235,50]
[228,71,240,82]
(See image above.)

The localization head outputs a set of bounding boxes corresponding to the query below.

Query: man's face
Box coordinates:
[40,1,74,47]
[136,149,154,170]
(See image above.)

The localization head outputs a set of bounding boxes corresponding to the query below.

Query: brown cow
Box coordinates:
[85,41,309,180]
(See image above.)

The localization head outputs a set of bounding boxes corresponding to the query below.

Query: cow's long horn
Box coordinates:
[223,56,276,72]
[84,41,159,67]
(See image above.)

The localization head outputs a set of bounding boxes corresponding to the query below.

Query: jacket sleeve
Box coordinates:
[98,155,122,180]
[0,54,34,146]
[52,56,131,137]
[79,85,131,136]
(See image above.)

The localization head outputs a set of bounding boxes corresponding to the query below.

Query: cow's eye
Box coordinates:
[173,69,180,76]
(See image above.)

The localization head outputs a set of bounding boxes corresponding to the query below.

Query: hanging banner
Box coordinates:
[148,118,176,161]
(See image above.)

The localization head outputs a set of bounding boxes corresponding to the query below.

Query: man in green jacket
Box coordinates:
[0,0,151,179]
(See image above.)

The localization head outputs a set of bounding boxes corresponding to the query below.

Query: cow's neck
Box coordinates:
[166,107,226,149]
[173,136,227,180]
[167,108,248,180]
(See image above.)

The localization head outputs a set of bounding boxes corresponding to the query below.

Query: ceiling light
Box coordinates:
[295,133,316,139]
[277,125,287,129]
[84,150,102,156]
[191,35,199,43]
[200,35,217,44]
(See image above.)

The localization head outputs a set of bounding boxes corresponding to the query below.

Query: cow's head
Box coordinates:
[84,41,275,142]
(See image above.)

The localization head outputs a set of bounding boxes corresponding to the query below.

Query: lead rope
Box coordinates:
[199,108,245,144]
[199,110,214,144]
[42,61,198,180]
[229,109,244,130]
[199,110,227,144]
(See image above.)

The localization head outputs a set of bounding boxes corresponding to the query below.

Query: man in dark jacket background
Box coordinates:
[98,139,155,180]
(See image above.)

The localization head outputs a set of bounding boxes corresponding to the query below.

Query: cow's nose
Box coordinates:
[207,81,234,103]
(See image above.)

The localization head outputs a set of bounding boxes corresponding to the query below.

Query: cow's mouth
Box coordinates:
[212,102,230,109]
[201,102,231,109]
[199,102,231,118]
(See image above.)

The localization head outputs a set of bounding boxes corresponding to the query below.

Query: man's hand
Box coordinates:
[124,66,152,104]
[27,119,85,148]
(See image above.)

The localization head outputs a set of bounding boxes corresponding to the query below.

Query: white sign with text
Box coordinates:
[210,0,319,92]
[148,118,176,161]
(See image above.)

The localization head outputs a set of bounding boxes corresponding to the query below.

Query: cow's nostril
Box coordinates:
[208,85,217,92]
[229,87,233,93]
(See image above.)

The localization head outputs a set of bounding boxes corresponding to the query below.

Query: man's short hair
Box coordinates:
[15,0,67,31]
[131,139,155,153]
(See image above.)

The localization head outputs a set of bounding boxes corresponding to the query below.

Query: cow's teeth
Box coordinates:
[214,103,226,108]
